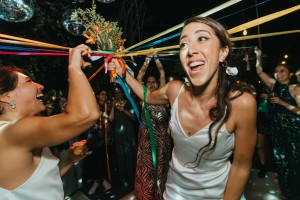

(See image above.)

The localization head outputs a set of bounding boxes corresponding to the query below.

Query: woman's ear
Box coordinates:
[0,93,10,103]
[219,46,229,62]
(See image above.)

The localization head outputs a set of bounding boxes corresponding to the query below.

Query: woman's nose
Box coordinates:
[187,43,199,55]
[34,82,44,90]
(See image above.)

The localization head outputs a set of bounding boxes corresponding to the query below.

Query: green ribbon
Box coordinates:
[143,84,158,188]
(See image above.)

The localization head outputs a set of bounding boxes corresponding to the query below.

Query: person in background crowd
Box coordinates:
[134,55,173,199]
[243,53,273,178]
[255,85,272,178]
[0,44,99,200]
[109,86,137,188]
[85,89,112,195]
[108,16,257,200]
[42,92,71,157]
[255,47,300,199]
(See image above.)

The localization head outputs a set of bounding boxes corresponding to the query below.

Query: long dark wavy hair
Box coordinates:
[0,66,30,115]
[182,17,253,167]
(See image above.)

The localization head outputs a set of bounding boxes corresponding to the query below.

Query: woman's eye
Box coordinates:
[179,42,188,50]
[198,36,208,42]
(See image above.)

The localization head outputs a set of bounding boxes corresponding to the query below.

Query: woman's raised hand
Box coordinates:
[68,44,91,70]
[107,58,125,77]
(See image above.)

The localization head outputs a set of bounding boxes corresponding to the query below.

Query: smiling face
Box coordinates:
[114,88,124,101]
[98,90,108,104]
[10,72,45,116]
[179,17,232,91]
[179,21,229,88]
[274,65,293,84]
[146,76,158,91]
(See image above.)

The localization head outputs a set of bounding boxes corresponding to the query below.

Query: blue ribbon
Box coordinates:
[116,76,147,128]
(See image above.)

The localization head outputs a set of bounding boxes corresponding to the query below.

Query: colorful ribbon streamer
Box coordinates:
[228,4,300,34]
[116,76,146,127]
[143,84,158,189]
[121,0,242,53]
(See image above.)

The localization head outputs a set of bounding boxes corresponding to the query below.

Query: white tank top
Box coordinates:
[0,147,64,200]
[163,83,235,199]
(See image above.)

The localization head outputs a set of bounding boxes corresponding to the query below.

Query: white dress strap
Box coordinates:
[175,83,186,99]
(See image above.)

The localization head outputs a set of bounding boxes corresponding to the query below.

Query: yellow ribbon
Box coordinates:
[228,4,300,34]
[0,33,69,50]
[121,0,241,53]
[1,2,299,60]
[232,29,300,41]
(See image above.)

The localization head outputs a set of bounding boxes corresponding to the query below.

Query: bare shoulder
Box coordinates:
[167,80,185,90]
[0,122,10,146]
[165,80,185,104]
[0,116,38,146]
[290,84,300,106]
[227,91,257,134]
[231,91,256,110]
[289,84,300,95]
[230,91,256,123]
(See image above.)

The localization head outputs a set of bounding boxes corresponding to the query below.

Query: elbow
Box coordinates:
[87,110,100,124]
[76,109,99,127]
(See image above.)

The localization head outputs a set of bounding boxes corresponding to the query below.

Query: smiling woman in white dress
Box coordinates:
[107,17,257,200]
[0,44,99,200]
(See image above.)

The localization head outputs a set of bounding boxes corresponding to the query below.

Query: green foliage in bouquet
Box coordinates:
[74,3,125,52]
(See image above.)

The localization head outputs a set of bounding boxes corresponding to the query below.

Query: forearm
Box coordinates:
[109,106,115,121]
[124,72,167,104]
[257,72,273,90]
[155,58,166,87]
[123,109,136,121]
[110,58,165,104]
[137,57,151,82]
[59,158,74,177]
[159,71,166,87]
[255,48,275,90]
[280,100,300,115]
[66,68,98,117]
[223,164,251,200]
[124,72,146,101]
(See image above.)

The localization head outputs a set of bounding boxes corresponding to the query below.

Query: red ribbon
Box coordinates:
[0,51,110,57]
[104,54,114,74]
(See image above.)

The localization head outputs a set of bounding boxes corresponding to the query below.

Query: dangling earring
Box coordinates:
[9,100,16,109]
[221,60,228,68]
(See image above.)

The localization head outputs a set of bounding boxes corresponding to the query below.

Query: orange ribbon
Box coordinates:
[104,55,126,82]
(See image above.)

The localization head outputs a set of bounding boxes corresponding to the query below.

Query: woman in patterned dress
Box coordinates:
[134,55,173,199]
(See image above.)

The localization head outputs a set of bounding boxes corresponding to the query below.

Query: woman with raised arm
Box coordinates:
[134,55,173,199]
[0,44,99,200]
[255,47,300,199]
[108,17,257,200]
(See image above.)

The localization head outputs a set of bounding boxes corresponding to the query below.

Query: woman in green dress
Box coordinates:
[255,47,300,199]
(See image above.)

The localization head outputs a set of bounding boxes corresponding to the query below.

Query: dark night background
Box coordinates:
[0,0,299,96]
